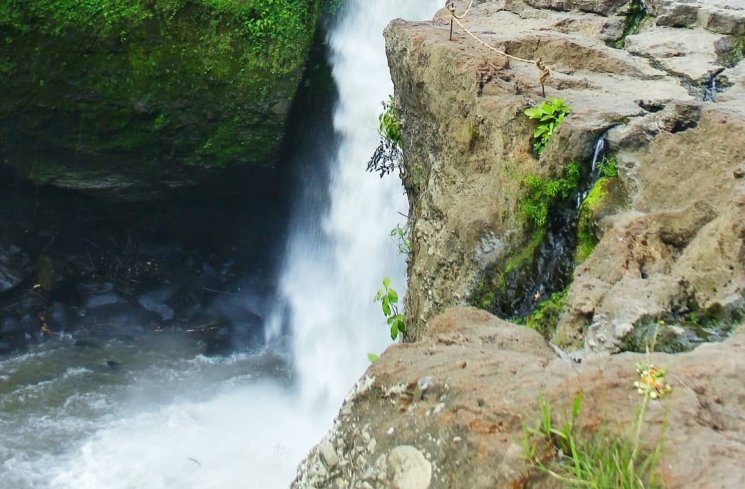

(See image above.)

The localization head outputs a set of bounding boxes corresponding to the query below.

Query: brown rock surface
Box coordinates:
[294,1,745,487]
[384,0,744,349]
[294,308,745,488]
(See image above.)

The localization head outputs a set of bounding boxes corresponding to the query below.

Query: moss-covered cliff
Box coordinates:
[0,0,323,199]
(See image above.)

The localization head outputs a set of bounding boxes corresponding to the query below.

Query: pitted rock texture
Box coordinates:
[385,0,745,350]
[294,307,745,488]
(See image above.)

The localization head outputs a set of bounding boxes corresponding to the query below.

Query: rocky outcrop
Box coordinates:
[384,0,745,351]
[295,307,745,488]
[295,1,745,486]
[0,1,323,200]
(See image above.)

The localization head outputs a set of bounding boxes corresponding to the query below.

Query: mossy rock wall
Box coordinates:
[0,0,323,199]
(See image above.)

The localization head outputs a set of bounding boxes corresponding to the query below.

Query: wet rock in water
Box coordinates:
[73,338,102,348]
[0,317,25,352]
[47,302,69,329]
[77,282,121,307]
[0,243,31,293]
[105,360,122,370]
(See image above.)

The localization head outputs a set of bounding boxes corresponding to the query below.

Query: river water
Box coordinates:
[0,1,440,487]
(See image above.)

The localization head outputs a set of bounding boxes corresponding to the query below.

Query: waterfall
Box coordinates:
[273,0,442,412]
[2,2,442,489]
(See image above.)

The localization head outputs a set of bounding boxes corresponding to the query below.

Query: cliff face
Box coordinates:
[0,0,323,200]
[294,1,745,487]
[386,0,745,351]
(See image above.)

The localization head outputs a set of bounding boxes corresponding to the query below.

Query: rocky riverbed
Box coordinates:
[0,167,287,355]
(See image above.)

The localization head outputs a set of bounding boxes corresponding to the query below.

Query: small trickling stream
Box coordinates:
[489,135,609,320]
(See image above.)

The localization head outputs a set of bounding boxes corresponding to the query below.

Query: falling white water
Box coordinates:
[277,0,443,411]
[0,2,441,489]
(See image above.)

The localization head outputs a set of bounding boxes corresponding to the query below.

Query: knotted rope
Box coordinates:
[448,1,551,97]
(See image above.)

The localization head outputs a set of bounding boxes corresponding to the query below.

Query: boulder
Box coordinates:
[0,243,31,293]
[294,307,745,488]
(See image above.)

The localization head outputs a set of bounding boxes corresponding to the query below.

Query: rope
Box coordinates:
[452,0,474,19]
[448,1,551,96]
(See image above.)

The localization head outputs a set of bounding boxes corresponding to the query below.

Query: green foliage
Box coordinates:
[724,35,745,67]
[468,229,544,312]
[609,0,649,49]
[598,155,618,178]
[522,290,567,337]
[390,223,412,254]
[374,277,406,340]
[368,96,403,177]
[379,95,402,145]
[523,97,571,154]
[367,353,380,363]
[0,0,324,169]
[524,391,665,489]
[519,162,581,228]
[0,0,321,75]
[622,307,744,354]
[575,177,609,263]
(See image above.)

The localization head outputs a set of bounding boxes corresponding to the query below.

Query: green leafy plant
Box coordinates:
[524,97,571,154]
[379,95,402,145]
[390,223,412,254]
[367,96,403,177]
[525,331,670,489]
[519,162,581,228]
[374,277,406,340]
[597,155,618,178]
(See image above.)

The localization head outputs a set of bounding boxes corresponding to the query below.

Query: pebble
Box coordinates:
[319,440,340,468]
[387,445,432,489]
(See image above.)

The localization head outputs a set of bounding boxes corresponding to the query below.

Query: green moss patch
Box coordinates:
[0,0,323,182]
[621,305,744,353]
[517,289,567,338]
[519,161,581,229]
[608,0,649,49]
[469,230,545,312]
[723,35,745,68]
[575,156,626,263]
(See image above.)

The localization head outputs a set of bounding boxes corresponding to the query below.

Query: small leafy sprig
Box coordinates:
[524,97,571,154]
[367,96,403,177]
[390,223,412,254]
[374,277,406,340]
